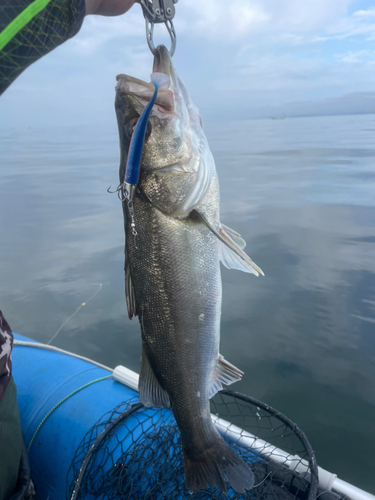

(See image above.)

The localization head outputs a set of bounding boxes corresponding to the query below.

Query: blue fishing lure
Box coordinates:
[123,72,170,202]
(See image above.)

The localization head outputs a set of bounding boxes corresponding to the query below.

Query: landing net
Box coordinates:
[67,390,318,500]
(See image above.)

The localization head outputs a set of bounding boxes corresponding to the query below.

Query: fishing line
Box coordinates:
[47,283,102,345]
[253,471,272,488]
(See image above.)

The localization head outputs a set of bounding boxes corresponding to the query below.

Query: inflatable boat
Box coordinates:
[12,333,375,500]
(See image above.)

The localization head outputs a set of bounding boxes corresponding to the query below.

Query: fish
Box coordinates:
[115,45,264,494]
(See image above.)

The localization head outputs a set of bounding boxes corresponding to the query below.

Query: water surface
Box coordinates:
[1,114,374,493]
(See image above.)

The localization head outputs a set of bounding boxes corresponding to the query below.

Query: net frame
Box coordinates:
[67,390,319,500]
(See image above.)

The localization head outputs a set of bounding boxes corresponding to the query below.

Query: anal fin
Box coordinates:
[139,347,170,408]
[209,355,244,399]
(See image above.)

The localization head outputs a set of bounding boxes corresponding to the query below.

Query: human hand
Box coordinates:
[85,0,137,16]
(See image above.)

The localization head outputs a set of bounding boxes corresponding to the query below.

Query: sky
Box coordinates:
[1,0,375,127]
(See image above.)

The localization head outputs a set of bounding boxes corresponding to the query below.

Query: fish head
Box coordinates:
[115,45,215,218]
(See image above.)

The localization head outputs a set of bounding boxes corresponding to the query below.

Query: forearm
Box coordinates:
[0,311,13,402]
[0,0,136,95]
[0,0,85,95]
[85,0,136,16]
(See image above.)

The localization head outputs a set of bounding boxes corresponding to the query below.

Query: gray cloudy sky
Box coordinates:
[1,0,375,127]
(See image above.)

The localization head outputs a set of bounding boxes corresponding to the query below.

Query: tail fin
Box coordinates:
[184,436,254,494]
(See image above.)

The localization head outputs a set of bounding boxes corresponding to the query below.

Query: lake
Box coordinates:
[0,113,374,494]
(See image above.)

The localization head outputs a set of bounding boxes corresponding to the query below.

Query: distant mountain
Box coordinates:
[263,92,375,120]
[202,92,375,122]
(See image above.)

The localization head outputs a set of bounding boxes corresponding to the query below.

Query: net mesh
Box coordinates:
[0,0,84,94]
[67,390,319,500]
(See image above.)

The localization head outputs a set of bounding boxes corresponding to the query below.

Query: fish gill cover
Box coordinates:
[67,390,319,500]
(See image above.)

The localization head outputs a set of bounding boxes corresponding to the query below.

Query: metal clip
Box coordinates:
[138,0,177,57]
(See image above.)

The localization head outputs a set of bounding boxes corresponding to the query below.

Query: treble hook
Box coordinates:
[107,184,126,201]
[107,185,121,194]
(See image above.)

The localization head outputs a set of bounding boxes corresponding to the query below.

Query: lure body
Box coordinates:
[124,73,169,201]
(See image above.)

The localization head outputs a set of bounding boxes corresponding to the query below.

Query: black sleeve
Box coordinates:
[0,0,86,95]
[0,311,13,402]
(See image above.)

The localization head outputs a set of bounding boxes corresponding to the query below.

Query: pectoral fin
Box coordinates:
[221,223,246,249]
[193,210,264,276]
[139,347,170,408]
[209,355,244,399]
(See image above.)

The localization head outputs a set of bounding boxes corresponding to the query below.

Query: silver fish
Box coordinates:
[115,45,264,494]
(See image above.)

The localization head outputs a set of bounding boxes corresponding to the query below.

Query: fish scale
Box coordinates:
[126,189,221,443]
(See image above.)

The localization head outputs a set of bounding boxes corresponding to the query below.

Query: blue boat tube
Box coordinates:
[12,333,166,499]
[12,334,374,500]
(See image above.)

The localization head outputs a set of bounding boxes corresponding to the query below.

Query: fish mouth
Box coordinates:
[152,45,173,78]
[116,45,174,112]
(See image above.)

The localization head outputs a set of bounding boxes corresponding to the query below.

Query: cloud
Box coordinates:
[316,7,375,41]
[177,0,269,41]
[69,9,145,54]
[177,0,352,40]
[177,0,375,47]
[1,0,375,127]
[338,50,375,64]
[232,53,327,90]
[353,7,375,18]
[198,45,375,114]
[68,0,370,51]
[263,0,350,31]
